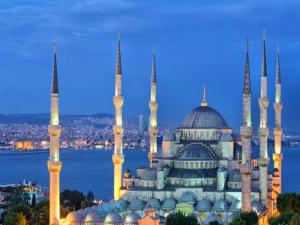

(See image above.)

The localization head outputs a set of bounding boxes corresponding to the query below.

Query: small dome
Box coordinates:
[104,213,123,223]
[94,205,106,215]
[181,106,228,129]
[145,198,160,210]
[213,200,228,211]
[66,211,84,222]
[228,169,242,182]
[177,143,217,160]
[85,211,104,222]
[179,192,196,204]
[162,198,176,210]
[102,203,114,213]
[196,199,212,211]
[140,168,157,180]
[125,212,141,224]
[128,198,145,211]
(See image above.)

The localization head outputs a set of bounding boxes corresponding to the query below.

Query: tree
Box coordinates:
[87,191,94,201]
[32,200,49,225]
[166,212,198,225]
[32,194,36,207]
[60,189,86,211]
[277,193,300,214]
[5,203,33,222]
[4,212,27,225]
[269,193,300,225]
[209,221,221,225]
[229,211,258,225]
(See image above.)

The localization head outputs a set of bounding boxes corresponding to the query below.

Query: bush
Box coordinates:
[166,212,198,225]
[229,211,258,225]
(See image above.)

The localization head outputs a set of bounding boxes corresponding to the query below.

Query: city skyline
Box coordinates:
[0,0,299,131]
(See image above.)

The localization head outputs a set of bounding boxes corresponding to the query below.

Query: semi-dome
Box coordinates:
[177,143,217,160]
[85,211,104,222]
[196,199,212,211]
[228,169,242,182]
[128,198,145,211]
[162,198,176,210]
[125,212,141,224]
[181,106,228,129]
[179,192,196,204]
[104,213,123,224]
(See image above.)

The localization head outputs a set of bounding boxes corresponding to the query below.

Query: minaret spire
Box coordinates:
[151,48,157,84]
[52,44,59,94]
[201,83,208,107]
[240,39,253,212]
[243,39,251,96]
[149,48,159,167]
[258,30,269,207]
[112,33,124,200]
[48,45,62,225]
[115,32,122,75]
[272,43,283,204]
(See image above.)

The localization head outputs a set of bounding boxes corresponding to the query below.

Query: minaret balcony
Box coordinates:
[272,153,283,162]
[258,158,269,167]
[148,127,158,136]
[240,126,252,138]
[273,128,283,137]
[240,163,253,175]
[112,154,124,164]
[113,125,124,136]
[259,127,269,137]
[149,101,158,110]
[273,102,283,111]
[48,125,61,137]
[259,97,269,109]
[47,161,62,172]
[113,96,124,107]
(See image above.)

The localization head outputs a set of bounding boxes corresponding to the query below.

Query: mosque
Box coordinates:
[48,32,283,225]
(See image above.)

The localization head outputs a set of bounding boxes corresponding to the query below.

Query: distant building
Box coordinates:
[139,114,145,133]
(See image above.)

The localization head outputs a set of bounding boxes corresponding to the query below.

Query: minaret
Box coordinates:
[240,40,253,212]
[48,46,62,225]
[112,33,124,200]
[148,49,158,167]
[258,31,269,207]
[273,45,283,194]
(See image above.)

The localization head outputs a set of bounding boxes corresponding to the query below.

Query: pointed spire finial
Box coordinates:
[151,47,157,83]
[261,30,267,77]
[115,32,122,75]
[276,43,281,84]
[243,39,251,94]
[201,83,208,107]
[51,44,59,94]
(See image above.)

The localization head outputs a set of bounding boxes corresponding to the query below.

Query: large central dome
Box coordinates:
[180,106,228,128]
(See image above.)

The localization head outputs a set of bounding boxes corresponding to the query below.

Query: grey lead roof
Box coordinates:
[261,31,267,77]
[115,33,122,75]
[180,106,228,129]
[151,49,157,83]
[276,45,281,84]
[51,48,59,94]
[243,40,251,94]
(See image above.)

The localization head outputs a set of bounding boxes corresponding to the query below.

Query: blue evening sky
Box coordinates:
[0,0,299,131]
